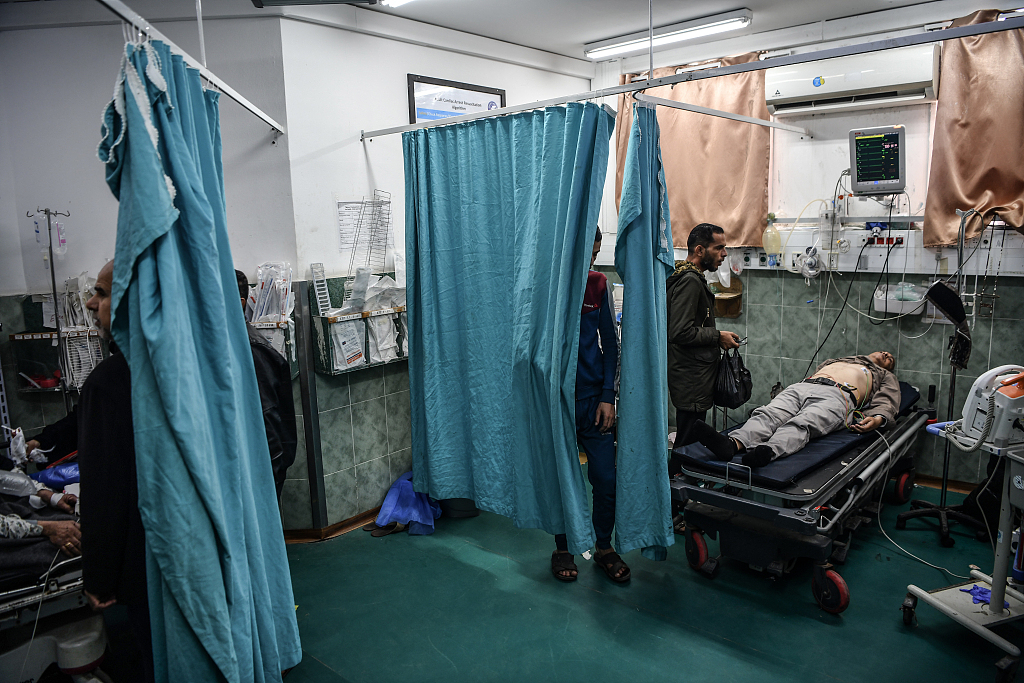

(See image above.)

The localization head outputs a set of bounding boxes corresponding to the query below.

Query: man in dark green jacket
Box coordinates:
[667,223,740,462]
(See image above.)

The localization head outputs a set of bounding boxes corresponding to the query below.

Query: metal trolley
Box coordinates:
[901,424,1024,683]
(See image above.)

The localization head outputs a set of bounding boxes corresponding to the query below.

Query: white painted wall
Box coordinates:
[279,18,592,280]
[0,59,27,296]
[770,103,934,219]
[0,17,294,294]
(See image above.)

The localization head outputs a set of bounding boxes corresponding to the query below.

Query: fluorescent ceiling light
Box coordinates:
[584,9,752,60]
[998,7,1024,20]
[382,0,417,6]
[676,62,721,73]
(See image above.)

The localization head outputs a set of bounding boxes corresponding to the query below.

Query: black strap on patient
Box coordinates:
[803,376,858,401]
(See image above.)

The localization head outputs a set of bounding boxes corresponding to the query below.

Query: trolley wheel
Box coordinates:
[894,471,914,505]
[811,568,850,614]
[940,534,956,549]
[901,593,918,626]
[995,655,1019,683]
[685,529,708,571]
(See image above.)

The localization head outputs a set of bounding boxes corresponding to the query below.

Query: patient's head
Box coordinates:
[869,351,895,373]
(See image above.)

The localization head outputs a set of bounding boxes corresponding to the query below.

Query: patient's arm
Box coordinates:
[863,371,901,426]
[850,415,885,433]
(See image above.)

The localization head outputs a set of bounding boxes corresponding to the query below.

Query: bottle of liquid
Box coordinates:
[762,220,782,262]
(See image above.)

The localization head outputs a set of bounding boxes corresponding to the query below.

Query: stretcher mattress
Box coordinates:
[673,382,920,489]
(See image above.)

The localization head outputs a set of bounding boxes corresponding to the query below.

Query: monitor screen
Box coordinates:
[849,125,906,195]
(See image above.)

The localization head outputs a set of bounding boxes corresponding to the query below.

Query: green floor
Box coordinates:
[285,486,1021,683]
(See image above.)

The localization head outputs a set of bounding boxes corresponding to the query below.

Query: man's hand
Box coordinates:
[719,331,741,350]
[851,415,885,433]
[38,520,81,557]
[25,439,40,456]
[595,402,616,433]
[84,590,116,612]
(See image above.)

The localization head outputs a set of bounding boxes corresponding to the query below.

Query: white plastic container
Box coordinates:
[872,293,926,315]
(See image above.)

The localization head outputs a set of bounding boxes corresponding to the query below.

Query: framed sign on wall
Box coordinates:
[407,74,506,125]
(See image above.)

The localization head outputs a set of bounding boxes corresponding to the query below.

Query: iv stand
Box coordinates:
[25,208,74,415]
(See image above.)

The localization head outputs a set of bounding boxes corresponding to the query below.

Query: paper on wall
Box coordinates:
[367,314,398,363]
[330,319,365,370]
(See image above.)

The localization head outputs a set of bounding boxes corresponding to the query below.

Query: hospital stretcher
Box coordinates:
[0,554,109,680]
[670,382,928,614]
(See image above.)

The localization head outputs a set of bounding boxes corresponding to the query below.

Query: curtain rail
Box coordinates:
[361,14,1024,141]
[93,0,285,136]
[634,93,810,136]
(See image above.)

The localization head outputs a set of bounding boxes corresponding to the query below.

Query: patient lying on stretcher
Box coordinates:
[691,351,899,468]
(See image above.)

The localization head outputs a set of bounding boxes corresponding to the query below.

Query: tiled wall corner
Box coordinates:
[280,359,412,531]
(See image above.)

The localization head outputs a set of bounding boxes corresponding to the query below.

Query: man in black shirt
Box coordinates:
[236,270,298,502]
[78,260,153,683]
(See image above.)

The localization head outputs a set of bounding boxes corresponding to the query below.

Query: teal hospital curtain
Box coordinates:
[98,41,301,682]
[403,103,613,554]
[614,103,675,556]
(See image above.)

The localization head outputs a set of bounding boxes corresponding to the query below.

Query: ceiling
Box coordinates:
[366,0,929,59]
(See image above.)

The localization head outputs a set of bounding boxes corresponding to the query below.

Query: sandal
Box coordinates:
[551,551,578,582]
[362,522,381,532]
[594,550,631,583]
[370,522,406,537]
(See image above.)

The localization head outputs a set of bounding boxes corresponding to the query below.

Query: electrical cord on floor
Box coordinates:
[18,547,63,682]
[872,430,970,580]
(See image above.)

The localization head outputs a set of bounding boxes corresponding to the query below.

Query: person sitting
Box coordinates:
[691,351,899,468]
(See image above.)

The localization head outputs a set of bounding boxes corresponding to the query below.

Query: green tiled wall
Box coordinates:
[734,270,1024,485]
[279,359,411,531]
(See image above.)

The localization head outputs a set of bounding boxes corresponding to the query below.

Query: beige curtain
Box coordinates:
[615,52,770,248]
[923,10,1024,246]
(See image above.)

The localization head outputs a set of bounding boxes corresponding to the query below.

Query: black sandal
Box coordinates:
[551,551,578,582]
[594,551,631,583]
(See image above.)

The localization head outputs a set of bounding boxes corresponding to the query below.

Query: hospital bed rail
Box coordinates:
[0,556,85,630]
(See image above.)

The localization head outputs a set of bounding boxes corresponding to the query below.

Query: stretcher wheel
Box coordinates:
[995,655,1019,683]
[901,593,917,626]
[685,529,708,571]
[894,471,914,505]
[811,569,850,614]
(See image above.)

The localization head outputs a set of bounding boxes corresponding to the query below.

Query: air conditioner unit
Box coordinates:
[765,44,939,117]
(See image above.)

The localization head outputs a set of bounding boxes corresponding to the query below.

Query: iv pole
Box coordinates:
[25,208,74,415]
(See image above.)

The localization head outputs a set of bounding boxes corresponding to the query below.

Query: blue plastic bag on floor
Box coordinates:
[376,472,441,535]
